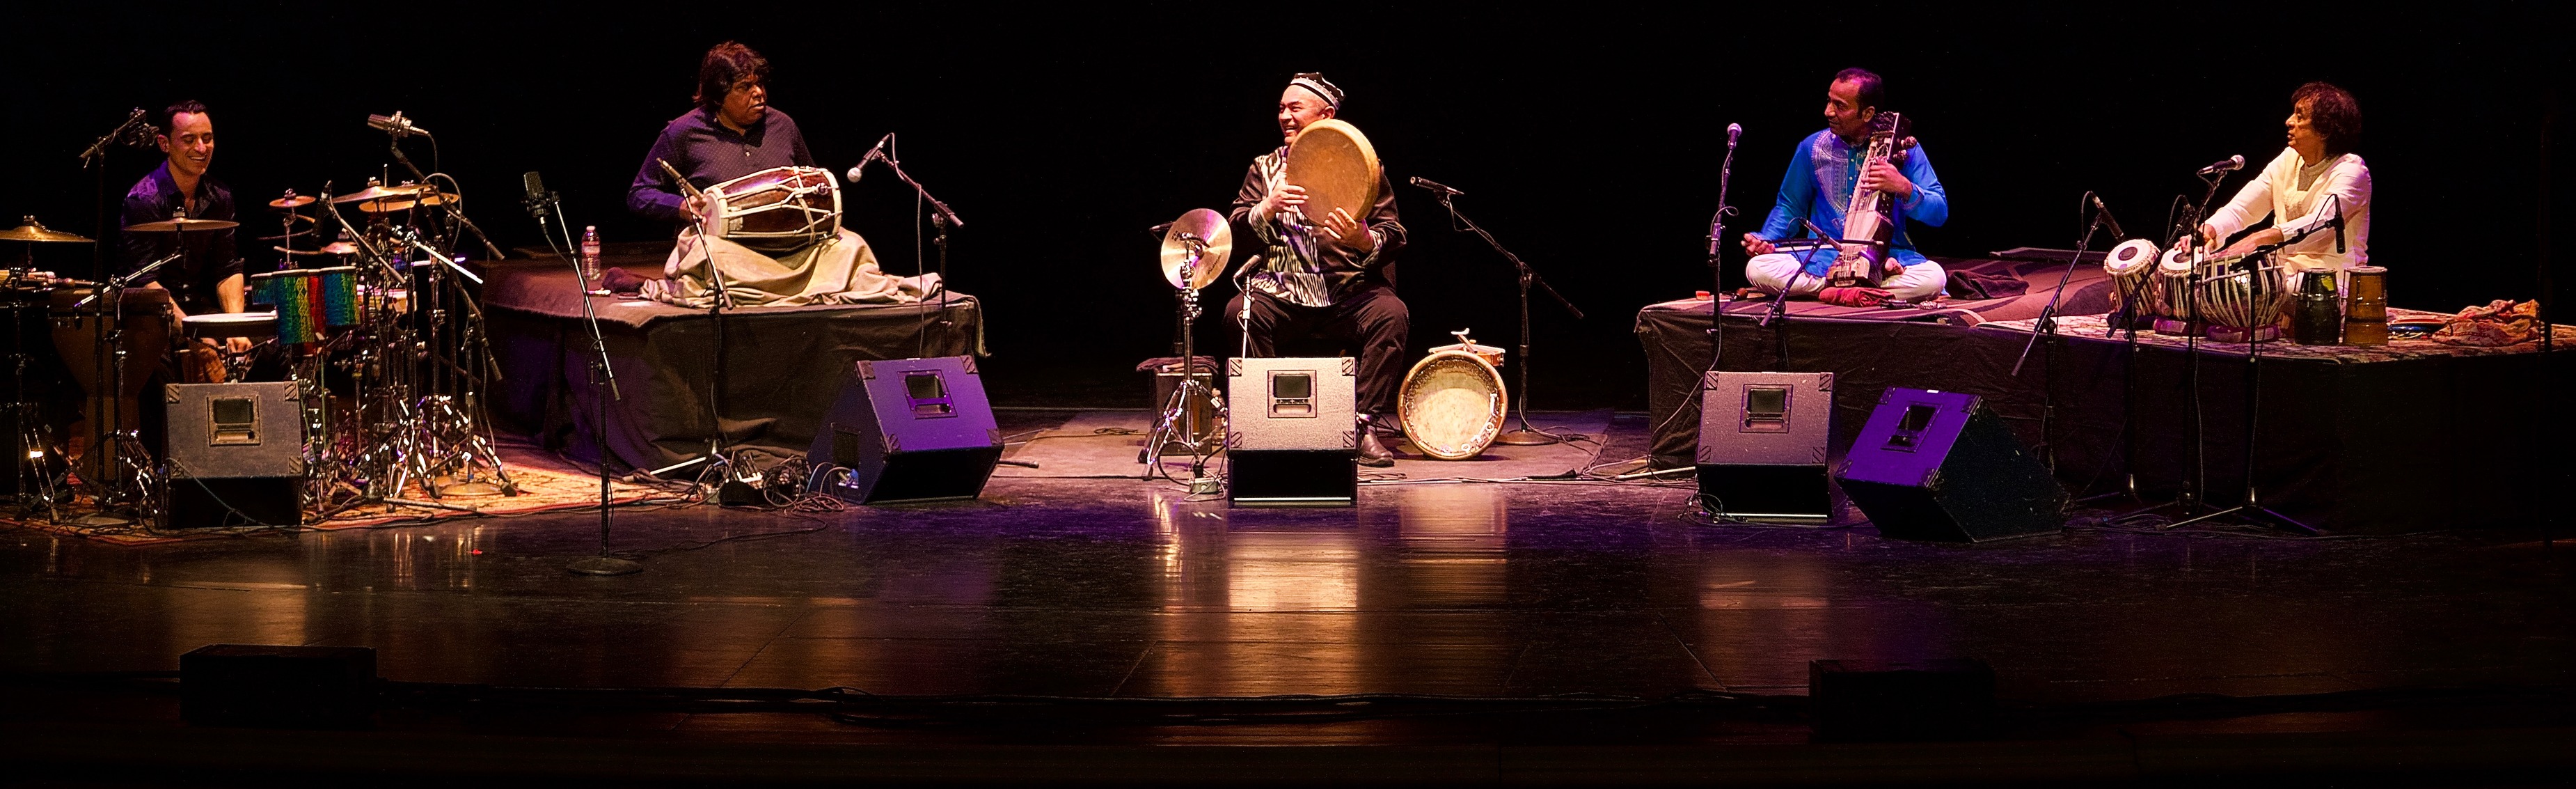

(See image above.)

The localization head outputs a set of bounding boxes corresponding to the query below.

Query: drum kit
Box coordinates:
[2,169,514,528]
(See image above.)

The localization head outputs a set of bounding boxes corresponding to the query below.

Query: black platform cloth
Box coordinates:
[1636,259,2568,534]
[484,256,981,472]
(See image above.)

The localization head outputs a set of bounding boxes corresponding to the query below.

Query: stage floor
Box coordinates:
[4,410,2570,781]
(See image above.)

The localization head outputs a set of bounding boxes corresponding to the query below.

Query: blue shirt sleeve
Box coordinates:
[628,123,688,224]
[1896,143,1947,228]
[1757,136,1816,241]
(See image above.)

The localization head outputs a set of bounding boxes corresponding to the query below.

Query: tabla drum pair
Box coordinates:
[1396,336,1508,460]
[704,166,844,253]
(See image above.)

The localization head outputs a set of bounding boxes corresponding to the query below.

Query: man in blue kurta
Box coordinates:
[1741,68,1949,304]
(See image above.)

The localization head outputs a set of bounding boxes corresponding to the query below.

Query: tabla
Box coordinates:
[2102,239,2159,326]
[1282,118,1380,248]
[2197,256,2291,343]
[705,166,842,253]
[251,265,358,343]
[1397,343,1508,461]
[2151,249,2200,336]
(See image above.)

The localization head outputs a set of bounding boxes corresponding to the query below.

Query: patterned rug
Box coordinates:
[2,455,665,547]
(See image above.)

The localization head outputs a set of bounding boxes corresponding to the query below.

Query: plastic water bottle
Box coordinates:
[579,226,602,283]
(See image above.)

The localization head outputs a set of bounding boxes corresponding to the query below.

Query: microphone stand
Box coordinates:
[1704,130,1741,373]
[853,146,965,360]
[2125,168,2237,522]
[1762,219,1838,372]
[2009,192,2112,471]
[524,185,640,575]
[1421,187,1583,446]
[381,132,504,260]
[79,110,153,282]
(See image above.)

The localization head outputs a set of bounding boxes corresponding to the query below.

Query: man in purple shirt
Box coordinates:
[627,41,816,226]
[120,100,251,357]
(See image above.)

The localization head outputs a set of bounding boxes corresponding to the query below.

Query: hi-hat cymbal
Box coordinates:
[1,216,94,243]
[268,194,317,210]
[1159,208,1233,291]
[124,217,240,233]
[356,191,460,213]
[331,184,424,204]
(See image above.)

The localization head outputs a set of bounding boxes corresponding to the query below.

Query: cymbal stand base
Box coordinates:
[1139,281,1224,483]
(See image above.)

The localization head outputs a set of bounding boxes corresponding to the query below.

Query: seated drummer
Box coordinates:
[118,100,252,357]
[1225,72,1409,467]
[626,41,816,227]
[1739,68,1950,306]
[2191,82,2371,287]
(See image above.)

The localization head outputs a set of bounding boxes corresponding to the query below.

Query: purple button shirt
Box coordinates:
[626,107,815,225]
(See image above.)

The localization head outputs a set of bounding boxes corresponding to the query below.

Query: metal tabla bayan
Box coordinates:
[2196,254,2291,343]
[704,166,843,253]
[1396,331,1508,461]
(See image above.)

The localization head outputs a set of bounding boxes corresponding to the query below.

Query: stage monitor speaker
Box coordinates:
[805,357,1002,504]
[164,382,303,529]
[1226,357,1356,507]
[182,644,377,730]
[1696,371,1835,522]
[1835,388,2064,542]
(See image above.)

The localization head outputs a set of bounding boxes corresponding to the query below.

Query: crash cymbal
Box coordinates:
[1159,208,1233,291]
[331,183,424,204]
[274,246,325,256]
[319,242,360,255]
[123,217,240,233]
[268,194,317,210]
[356,191,459,213]
[1,216,93,242]
[255,229,312,241]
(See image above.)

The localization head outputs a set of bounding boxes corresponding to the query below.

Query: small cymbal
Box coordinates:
[356,191,460,213]
[331,184,424,204]
[268,194,317,210]
[123,217,240,233]
[1,216,94,243]
[274,246,326,256]
[255,229,312,241]
[1159,208,1233,291]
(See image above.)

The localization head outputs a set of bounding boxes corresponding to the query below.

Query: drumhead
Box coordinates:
[2104,239,2159,276]
[1283,119,1380,241]
[1397,351,1508,461]
[182,312,279,337]
[2157,248,2193,275]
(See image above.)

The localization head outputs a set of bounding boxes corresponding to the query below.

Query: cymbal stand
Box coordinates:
[1140,237,1225,483]
[388,229,514,501]
[1422,187,1583,446]
[6,292,63,520]
[69,250,180,526]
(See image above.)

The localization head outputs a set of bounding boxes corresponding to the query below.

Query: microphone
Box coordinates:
[2330,195,2346,255]
[368,111,429,138]
[1726,123,1742,147]
[2089,194,2125,238]
[520,171,552,219]
[2196,155,2245,175]
[845,133,894,183]
[1408,176,1462,196]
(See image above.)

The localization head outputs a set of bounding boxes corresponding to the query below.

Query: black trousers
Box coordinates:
[1226,284,1409,416]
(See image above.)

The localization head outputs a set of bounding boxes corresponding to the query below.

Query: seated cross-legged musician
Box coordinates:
[1740,68,1950,306]
[2191,82,2371,292]
[1224,72,1409,467]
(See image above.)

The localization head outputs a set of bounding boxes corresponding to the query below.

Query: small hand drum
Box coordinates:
[1282,118,1380,247]
[1398,339,1509,461]
[705,166,843,253]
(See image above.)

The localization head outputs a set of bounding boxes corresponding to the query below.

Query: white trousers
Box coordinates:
[1745,253,1947,301]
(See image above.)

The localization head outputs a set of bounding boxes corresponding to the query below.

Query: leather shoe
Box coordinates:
[1355,416,1395,467]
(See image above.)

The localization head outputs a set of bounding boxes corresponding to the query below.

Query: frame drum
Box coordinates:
[1282,119,1380,244]
[1397,349,1508,461]
[705,166,843,253]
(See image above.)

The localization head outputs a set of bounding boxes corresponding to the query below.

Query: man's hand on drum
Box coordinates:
[683,194,711,222]
[1318,206,1375,252]
[1741,233,1777,256]
[1256,183,1308,225]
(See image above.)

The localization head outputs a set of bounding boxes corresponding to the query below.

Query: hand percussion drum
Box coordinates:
[2196,256,2291,343]
[2152,249,2200,336]
[1282,118,1380,249]
[2102,239,2159,327]
[1398,338,1508,461]
[181,312,278,338]
[2344,265,2389,345]
[47,286,173,459]
[252,265,358,343]
[704,166,842,253]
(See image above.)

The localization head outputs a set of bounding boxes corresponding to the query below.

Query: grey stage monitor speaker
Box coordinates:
[805,357,1004,504]
[1226,357,1356,507]
[164,382,304,528]
[1836,387,2064,542]
[1696,371,1836,522]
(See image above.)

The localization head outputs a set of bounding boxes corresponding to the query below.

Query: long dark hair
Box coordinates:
[693,42,770,113]
[2293,82,2362,157]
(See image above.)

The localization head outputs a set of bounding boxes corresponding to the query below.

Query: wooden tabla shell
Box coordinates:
[2151,250,2199,334]
[1398,349,1508,461]
[1283,119,1380,235]
[706,166,843,253]
[2103,239,2159,317]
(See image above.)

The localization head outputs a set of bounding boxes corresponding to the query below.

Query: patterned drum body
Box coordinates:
[253,265,358,343]
[2103,239,2160,322]
[2196,256,2290,343]
[1397,350,1508,461]
[2151,250,2199,335]
[706,166,842,253]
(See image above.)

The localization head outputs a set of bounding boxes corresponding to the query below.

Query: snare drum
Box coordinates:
[2102,239,2159,325]
[181,311,278,338]
[704,166,843,253]
[252,265,358,343]
[1397,347,1509,461]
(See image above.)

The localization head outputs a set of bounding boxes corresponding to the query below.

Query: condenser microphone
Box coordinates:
[1726,123,1742,146]
[1407,176,1462,196]
[2089,194,2124,238]
[2196,155,2245,175]
[367,111,429,137]
[520,171,551,219]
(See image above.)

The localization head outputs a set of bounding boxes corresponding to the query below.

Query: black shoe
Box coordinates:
[1356,417,1395,467]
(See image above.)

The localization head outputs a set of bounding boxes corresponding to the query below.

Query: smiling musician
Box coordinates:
[1740,68,1950,306]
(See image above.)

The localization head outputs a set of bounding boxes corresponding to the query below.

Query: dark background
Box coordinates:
[7,2,2564,409]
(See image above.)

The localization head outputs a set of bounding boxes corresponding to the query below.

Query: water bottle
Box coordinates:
[579,226,602,283]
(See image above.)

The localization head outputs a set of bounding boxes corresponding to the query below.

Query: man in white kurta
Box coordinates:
[2198,82,2371,283]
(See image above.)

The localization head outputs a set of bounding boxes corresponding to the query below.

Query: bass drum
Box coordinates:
[1396,348,1508,461]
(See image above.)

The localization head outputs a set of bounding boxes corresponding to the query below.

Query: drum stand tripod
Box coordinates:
[1140,235,1226,485]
